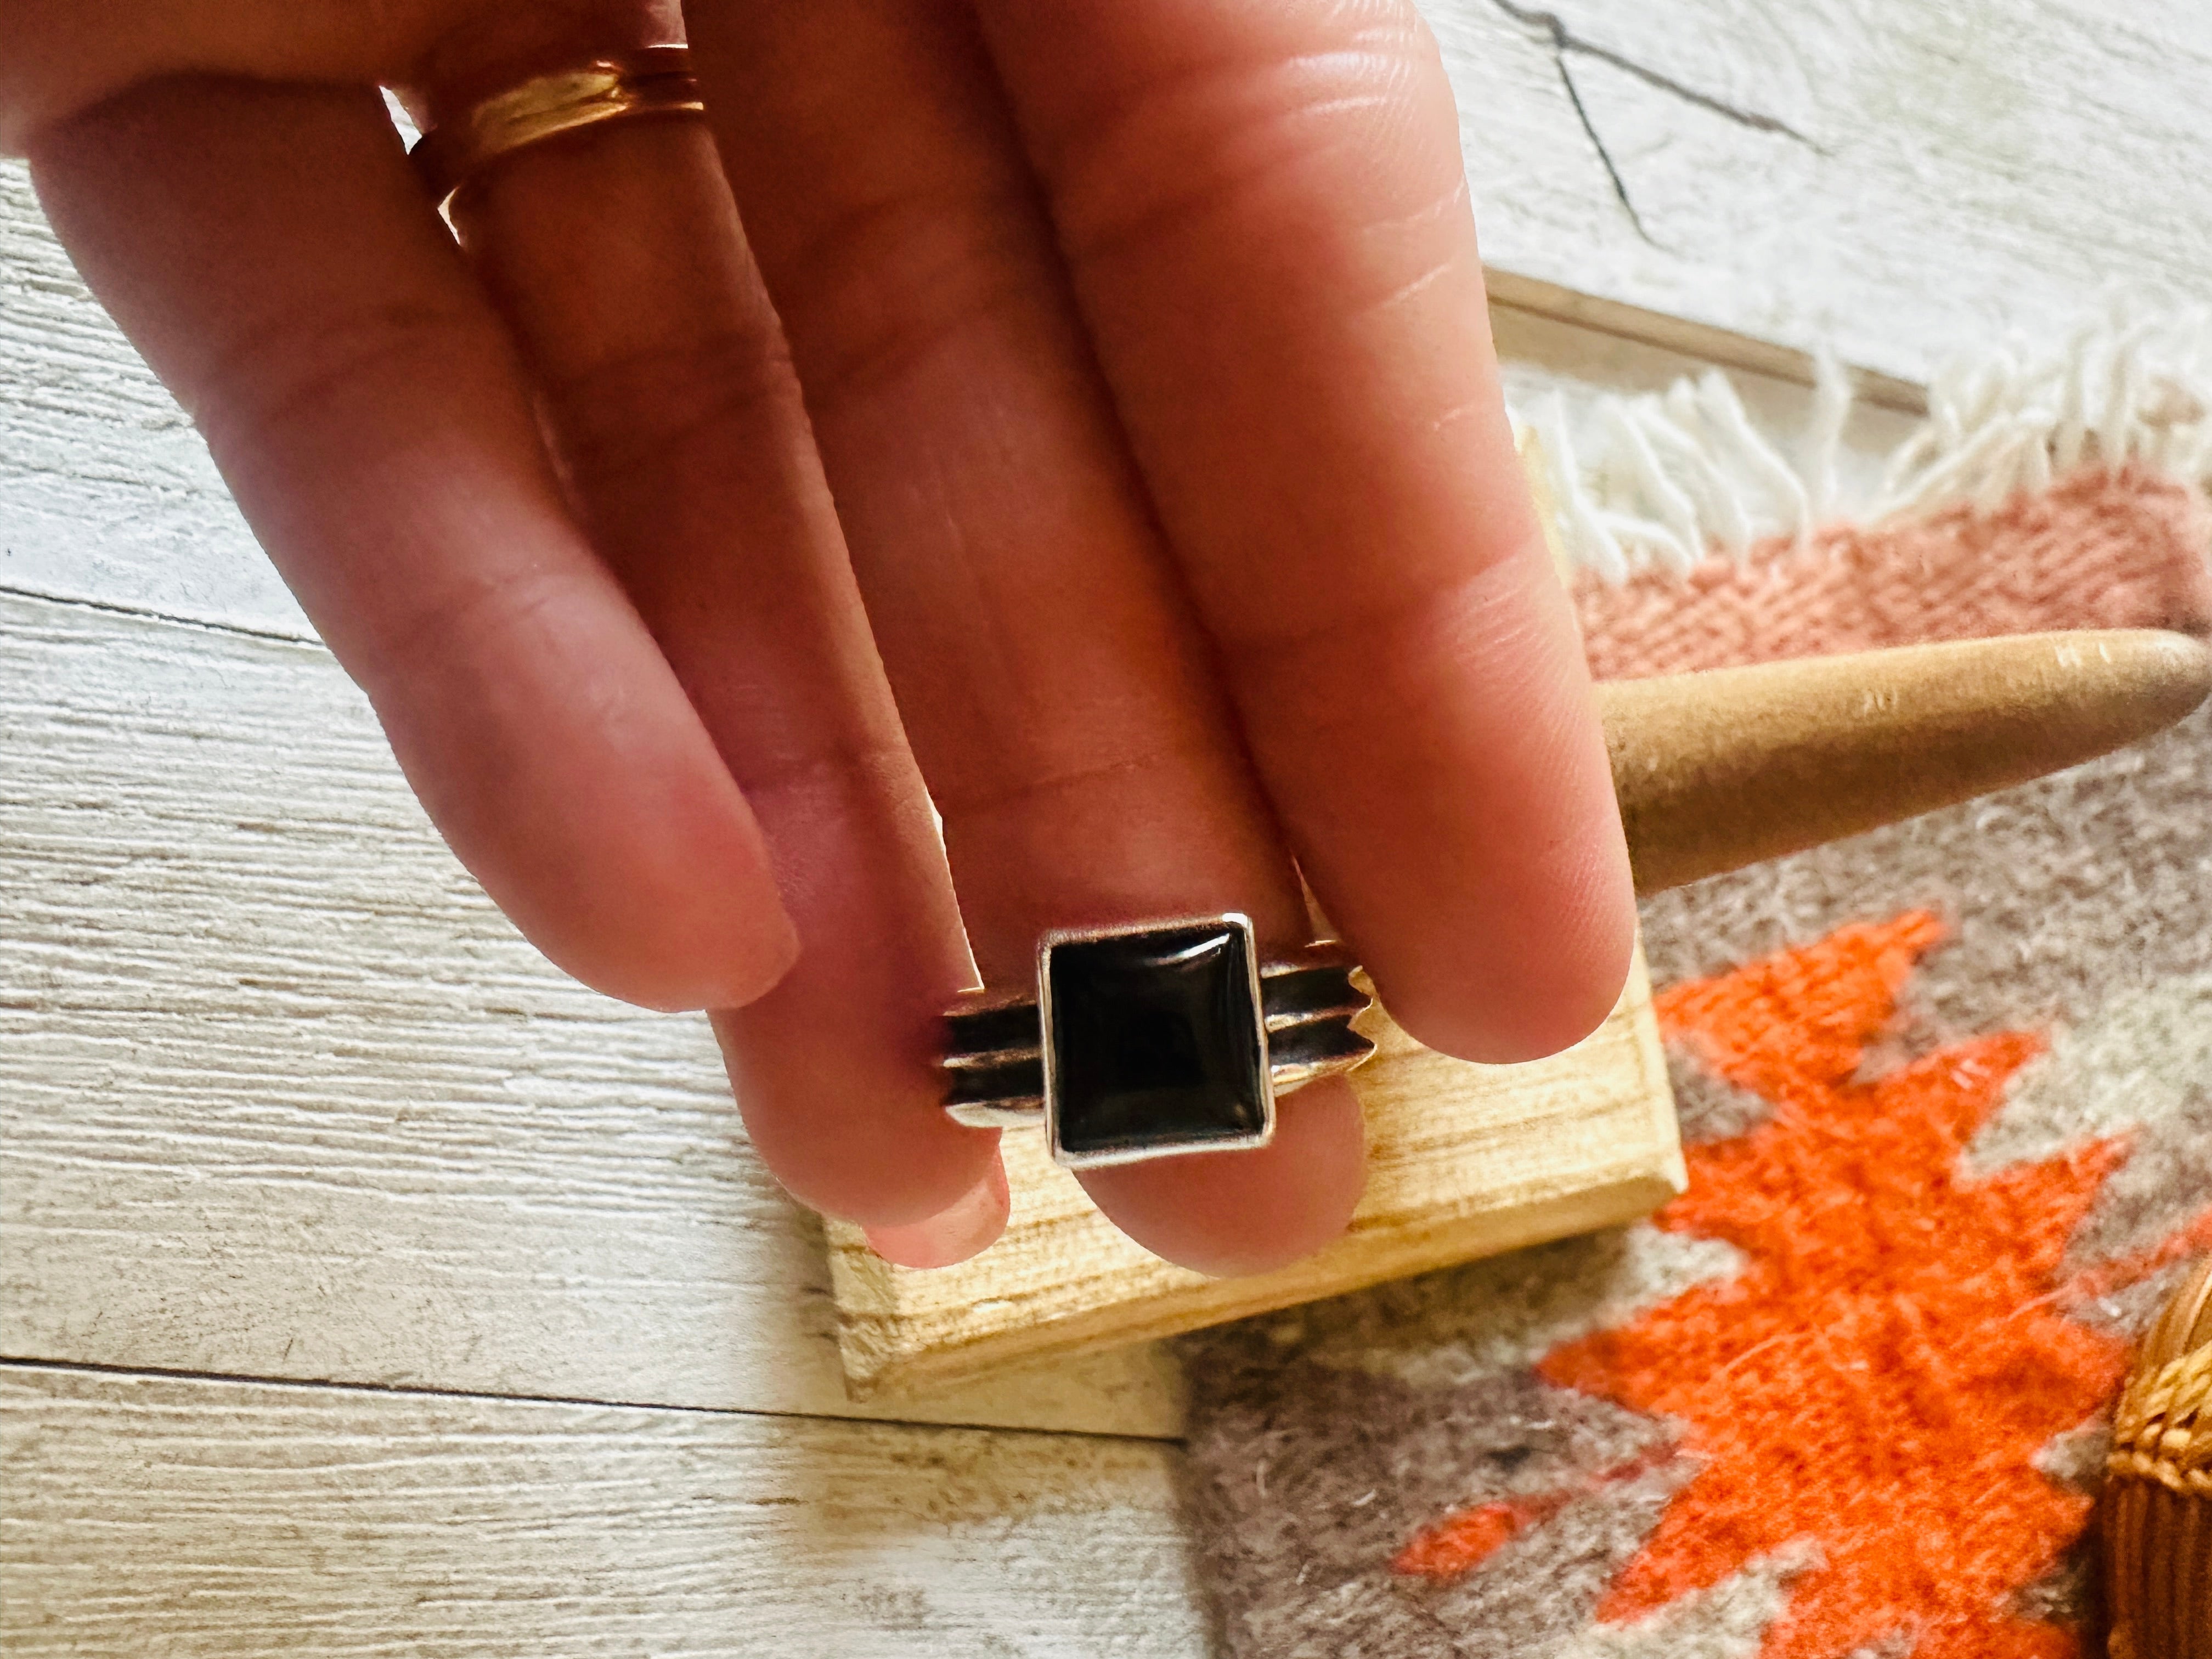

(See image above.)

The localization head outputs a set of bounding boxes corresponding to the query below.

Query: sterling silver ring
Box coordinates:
[940,915,1374,1170]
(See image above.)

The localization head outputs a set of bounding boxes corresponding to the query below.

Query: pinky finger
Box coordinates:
[28,76,799,1013]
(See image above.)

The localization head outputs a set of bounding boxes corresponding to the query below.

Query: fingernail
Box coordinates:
[709,901,803,1012]
[863,1160,1010,1270]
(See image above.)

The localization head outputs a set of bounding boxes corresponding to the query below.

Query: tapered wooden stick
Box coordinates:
[1601,629,2212,895]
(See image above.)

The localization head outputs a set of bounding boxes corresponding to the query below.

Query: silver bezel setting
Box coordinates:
[939,920,1374,1167]
[1035,912,1275,1171]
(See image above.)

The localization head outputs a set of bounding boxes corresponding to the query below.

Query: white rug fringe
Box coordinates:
[1529,295,2212,581]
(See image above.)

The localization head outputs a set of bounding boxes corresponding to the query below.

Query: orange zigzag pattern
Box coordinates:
[1397,914,2160,1659]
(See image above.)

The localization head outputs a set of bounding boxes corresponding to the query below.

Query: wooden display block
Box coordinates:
[827,943,1679,1397]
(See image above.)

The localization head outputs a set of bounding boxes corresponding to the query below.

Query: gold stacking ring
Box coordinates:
[409,44,704,212]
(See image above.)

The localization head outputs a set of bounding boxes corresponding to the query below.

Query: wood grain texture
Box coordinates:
[0,161,306,640]
[0,1364,1208,1658]
[0,588,1182,1440]
[830,949,1680,1396]
[1604,629,2212,893]
[1430,0,2212,390]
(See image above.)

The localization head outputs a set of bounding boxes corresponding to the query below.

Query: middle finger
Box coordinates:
[689,0,1365,1273]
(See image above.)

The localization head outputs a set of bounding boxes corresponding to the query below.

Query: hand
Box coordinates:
[8,0,1633,1273]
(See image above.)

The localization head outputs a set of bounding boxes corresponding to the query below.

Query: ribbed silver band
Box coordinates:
[940,939,1373,1130]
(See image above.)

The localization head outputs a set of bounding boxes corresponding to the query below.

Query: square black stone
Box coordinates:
[1042,918,1272,1166]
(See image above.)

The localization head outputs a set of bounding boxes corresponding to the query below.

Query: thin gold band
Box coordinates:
[409,44,704,211]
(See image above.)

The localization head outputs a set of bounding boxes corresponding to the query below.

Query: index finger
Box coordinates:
[972,0,1633,1060]
[28,77,800,1017]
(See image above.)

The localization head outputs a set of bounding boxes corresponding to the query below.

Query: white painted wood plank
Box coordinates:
[0,161,307,640]
[1432,0,2212,388]
[0,1364,1209,1658]
[0,588,1182,1439]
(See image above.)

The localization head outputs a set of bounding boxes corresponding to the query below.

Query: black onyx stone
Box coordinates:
[1044,920,1270,1164]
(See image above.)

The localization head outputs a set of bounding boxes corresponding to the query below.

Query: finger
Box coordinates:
[860,1156,1011,1271]
[27,77,797,1014]
[417,18,998,1233]
[3,0,476,153]
[687,0,1364,1272]
[1078,1092,1366,1278]
[971,0,1636,1061]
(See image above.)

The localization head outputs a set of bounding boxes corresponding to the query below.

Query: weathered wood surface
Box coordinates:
[0,1364,1208,1658]
[833,949,1678,1395]
[0,587,1183,1440]
[1432,0,2212,392]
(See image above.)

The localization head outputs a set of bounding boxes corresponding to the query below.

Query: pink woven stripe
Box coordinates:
[1576,462,2212,681]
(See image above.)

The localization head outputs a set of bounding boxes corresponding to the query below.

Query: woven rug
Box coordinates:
[1179,311,2212,1658]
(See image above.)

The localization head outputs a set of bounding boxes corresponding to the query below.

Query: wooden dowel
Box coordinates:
[1602,629,2212,895]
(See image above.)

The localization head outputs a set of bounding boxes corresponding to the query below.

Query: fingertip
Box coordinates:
[862,1159,1012,1269]
[702,895,806,1011]
[619,882,802,1016]
[1379,933,1632,1064]
[773,1117,1000,1232]
[1079,1076,1365,1277]
[548,873,802,1017]
[1279,544,1639,1067]
[469,772,803,1015]
[709,949,1004,1232]
[1375,850,1637,1064]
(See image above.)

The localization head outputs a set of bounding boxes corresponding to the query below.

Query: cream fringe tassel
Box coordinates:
[1526,297,2212,582]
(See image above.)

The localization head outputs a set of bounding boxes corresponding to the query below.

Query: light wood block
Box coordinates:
[829,947,1680,1396]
